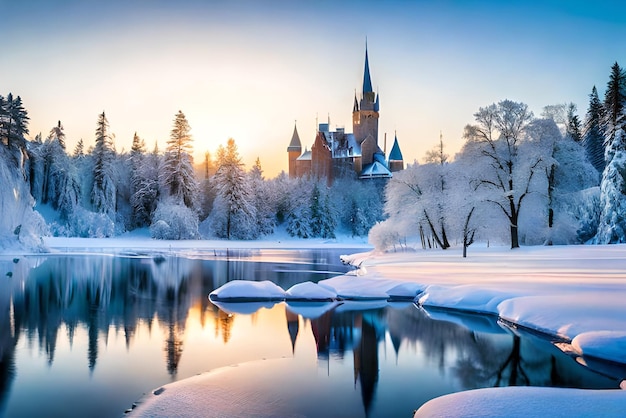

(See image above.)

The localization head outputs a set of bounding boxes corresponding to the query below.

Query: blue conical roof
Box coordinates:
[363,47,373,94]
[388,134,403,161]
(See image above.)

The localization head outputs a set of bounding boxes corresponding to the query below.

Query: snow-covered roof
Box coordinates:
[359,161,392,179]
[296,150,311,161]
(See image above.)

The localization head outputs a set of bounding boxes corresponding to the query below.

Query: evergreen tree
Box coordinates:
[73,138,84,158]
[602,62,626,161]
[211,138,256,239]
[566,103,582,143]
[0,93,29,152]
[132,142,160,227]
[583,86,606,173]
[199,151,217,220]
[249,158,275,236]
[90,111,116,217]
[596,63,626,243]
[49,120,66,149]
[161,110,197,208]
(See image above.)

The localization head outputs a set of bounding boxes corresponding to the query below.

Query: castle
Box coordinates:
[287,46,404,183]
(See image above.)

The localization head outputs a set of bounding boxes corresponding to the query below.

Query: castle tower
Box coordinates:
[352,45,379,153]
[287,123,302,178]
[388,132,404,172]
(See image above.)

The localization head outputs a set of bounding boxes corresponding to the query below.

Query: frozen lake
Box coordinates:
[0,249,621,417]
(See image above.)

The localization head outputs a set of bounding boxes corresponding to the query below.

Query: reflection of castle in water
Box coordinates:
[278,304,621,416]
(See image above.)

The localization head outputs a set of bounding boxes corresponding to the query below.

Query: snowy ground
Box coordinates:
[5,235,626,416]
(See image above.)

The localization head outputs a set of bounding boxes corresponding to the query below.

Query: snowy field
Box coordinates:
[7,236,626,416]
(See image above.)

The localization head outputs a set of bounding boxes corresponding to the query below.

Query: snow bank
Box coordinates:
[572,331,626,365]
[413,386,626,418]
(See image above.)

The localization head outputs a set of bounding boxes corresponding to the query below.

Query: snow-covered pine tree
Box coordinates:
[566,103,583,143]
[210,138,257,239]
[0,93,30,168]
[161,110,198,209]
[133,143,160,227]
[249,158,275,236]
[90,111,116,218]
[582,86,606,174]
[45,121,80,220]
[596,63,626,243]
[129,132,150,227]
[73,138,84,158]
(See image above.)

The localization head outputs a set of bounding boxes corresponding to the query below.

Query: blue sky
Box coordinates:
[3,0,626,176]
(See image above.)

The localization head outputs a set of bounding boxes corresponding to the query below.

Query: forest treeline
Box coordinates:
[1,62,626,252]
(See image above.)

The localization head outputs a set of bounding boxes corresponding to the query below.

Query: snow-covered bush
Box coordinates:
[67,207,115,238]
[368,220,408,252]
[150,200,199,240]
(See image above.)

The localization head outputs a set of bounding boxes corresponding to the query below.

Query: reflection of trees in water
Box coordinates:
[216,310,234,344]
[384,306,619,390]
[2,255,212,378]
[0,269,16,416]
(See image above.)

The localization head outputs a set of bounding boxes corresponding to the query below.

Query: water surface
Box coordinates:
[0,250,620,417]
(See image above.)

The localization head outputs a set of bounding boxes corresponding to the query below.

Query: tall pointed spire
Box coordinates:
[287,122,302,152]
[363,40,373,94]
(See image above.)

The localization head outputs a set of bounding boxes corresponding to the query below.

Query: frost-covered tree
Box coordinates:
[462,100,538,249]
[132,142,160,228]
[596,63,626,243]
[0,93,29,154]
[286,178,313,238]
[309,181,336,239]
[209,138,256,239]
[49,120,66,149]
[602,63,626,156]
[524,118,598,245]
[582,86,606,174]
[90,111,116,218]
[566,103,583,143]
[331,177,384,237]
[161,110,197,209]
[249,158,275,236]
[73,138,84,158]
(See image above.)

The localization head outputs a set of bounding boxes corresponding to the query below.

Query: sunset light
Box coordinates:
[5,1,625,177]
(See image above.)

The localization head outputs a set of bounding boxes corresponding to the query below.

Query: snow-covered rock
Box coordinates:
[209,280,286,301]
[285,281,336,301]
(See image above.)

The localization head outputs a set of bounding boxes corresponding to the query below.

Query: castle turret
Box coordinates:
[287,123,302,178]
[352,44,379,167]
[388,132,404,172]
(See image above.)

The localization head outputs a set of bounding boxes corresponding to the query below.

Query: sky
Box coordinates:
[4,0,626,178]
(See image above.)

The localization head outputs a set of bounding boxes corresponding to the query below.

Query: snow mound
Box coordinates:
[318,275,395,300]
[386,282,425,301]
[285,281,336,301]
[209,280,286,301]
[571,331,626,364]
[414,386,626,418]
[419,285,512,314]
